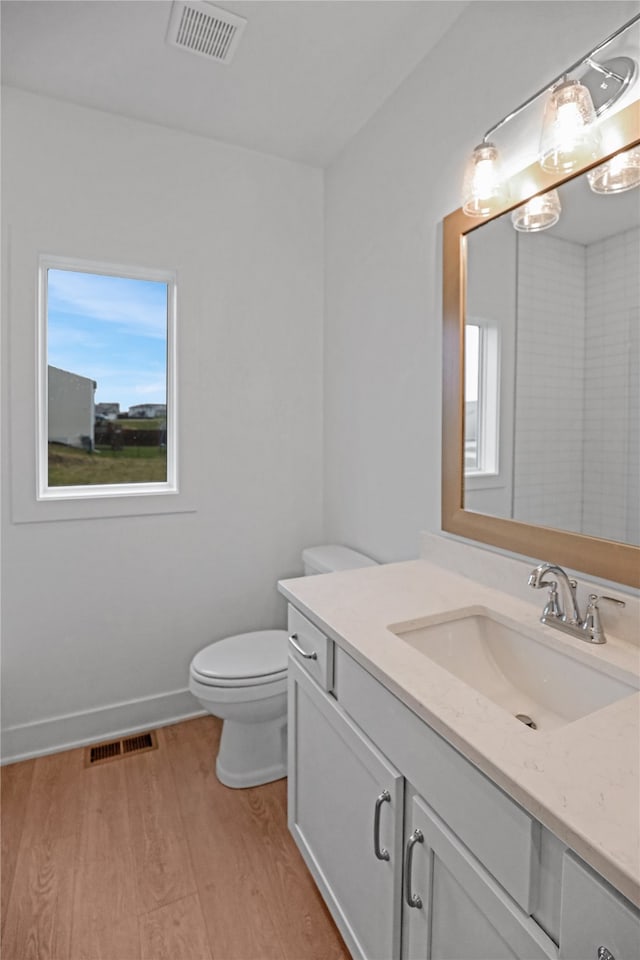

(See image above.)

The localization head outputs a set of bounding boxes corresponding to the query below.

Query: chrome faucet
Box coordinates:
[528,562,625,644]
[528,563,581,624]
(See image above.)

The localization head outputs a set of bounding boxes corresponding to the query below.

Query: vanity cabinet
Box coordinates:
[285,603,640,960]
[288,657,404,960]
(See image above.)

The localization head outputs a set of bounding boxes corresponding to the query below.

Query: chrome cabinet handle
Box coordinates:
[288,633,318,660]
[597,948,615,960]
[373,790,391,861]
[404,829,424,908]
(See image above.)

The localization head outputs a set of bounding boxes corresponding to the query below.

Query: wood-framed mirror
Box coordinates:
[442,99,640,587]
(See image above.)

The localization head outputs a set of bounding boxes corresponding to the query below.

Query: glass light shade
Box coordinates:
[511,189,561,233]
[462,142,508,217]
[539,79,601,174]
[587,145,640,194]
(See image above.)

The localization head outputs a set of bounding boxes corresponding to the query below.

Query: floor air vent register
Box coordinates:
[85,731,158,767]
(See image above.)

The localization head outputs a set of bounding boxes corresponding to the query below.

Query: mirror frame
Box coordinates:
[442,99,640,587]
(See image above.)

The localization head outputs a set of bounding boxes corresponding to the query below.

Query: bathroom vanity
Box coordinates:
[279,549,640,960]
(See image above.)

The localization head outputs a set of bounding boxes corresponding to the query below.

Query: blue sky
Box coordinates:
[47,269,168,412]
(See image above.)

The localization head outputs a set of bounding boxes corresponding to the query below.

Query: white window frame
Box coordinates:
[464,318,500,481]
[37,254,178,501]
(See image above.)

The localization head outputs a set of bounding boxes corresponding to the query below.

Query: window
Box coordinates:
[37,256,177,499]
[464,321,499,477]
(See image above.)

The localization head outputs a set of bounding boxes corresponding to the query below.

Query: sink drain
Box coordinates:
[515,713,537,730]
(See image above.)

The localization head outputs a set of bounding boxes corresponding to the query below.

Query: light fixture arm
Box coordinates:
[585,57,626,84]
[480,11,640,144]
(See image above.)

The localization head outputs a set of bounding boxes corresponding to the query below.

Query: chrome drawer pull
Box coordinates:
[288,633,318,660]
[373,790,391,861]
[405,829,424,908]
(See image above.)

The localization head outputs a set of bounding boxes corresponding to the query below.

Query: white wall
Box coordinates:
[1,89,324,760]
[323,0,639,562]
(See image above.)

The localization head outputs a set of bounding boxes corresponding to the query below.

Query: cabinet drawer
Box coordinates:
[287,605,334,691]
[334,646,539,914]
[559,852,640,960]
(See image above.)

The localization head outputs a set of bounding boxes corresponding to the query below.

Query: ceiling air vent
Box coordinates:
[166,1,247,65]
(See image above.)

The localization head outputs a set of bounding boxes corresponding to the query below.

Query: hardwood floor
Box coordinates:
[1,717,349,960]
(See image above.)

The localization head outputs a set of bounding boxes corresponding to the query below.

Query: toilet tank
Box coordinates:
[302,544,378,576]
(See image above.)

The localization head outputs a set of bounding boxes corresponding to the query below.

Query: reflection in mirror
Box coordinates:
[464,322,500,476]
[39,257,176,496]
[464,159,639,547]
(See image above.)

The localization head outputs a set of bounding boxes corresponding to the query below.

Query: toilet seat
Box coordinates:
[190,629,288,688]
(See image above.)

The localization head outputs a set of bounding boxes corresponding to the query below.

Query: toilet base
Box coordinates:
[216,715,287,789]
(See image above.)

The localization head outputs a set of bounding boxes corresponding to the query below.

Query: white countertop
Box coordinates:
[278,557,640,907]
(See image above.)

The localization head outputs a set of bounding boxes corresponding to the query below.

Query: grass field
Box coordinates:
[119,418,163,430]
[48,443,167,486]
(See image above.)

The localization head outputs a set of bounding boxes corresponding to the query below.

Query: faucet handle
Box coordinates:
[587,594,626,610]
[583,595,625,644]
[541,581,562,620]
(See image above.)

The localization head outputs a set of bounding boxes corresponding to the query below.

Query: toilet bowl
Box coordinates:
[189,545,377,788]
[189,630,289,788]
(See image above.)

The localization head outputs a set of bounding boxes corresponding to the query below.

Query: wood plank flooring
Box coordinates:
[1,717,349,960]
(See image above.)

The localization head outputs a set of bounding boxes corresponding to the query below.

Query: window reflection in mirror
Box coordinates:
[39,258,176,498]
[464,324,480,471]
[464,165,639,546]
[464,322,500,477]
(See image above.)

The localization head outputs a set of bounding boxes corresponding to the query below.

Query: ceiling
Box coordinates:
[551,165,640,245]
[1,0,468,166]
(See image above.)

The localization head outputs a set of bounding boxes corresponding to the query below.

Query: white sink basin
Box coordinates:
[388,608,638,731]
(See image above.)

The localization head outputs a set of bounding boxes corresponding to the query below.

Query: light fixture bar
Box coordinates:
[480,11,640,144]
[585,57,626,84]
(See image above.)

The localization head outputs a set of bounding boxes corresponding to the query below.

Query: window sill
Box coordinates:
[464,472,506,492]
[38,480,178,502]
[13,489,196,524]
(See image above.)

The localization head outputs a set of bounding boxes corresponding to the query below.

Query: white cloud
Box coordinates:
[48,270,167,340]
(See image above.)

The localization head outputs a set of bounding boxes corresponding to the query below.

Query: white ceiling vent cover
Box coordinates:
[167,1,247,65]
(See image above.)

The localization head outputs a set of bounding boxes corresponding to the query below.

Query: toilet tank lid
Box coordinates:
[302,544,378,574]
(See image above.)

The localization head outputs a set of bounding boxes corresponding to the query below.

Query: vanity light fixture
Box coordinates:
[587,143,640,193]
[461,12,640,217]
[538,78,600,174]
[462,142,508,217]
[511,189,561,233]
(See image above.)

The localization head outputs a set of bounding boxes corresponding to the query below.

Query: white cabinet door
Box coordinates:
[560,852,640,960]
[403,793,558,960]
[288,658,404,960]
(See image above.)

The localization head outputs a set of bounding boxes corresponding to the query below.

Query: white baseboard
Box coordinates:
[1,688,206,764]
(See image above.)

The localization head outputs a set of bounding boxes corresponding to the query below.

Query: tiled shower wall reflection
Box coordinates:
[514,227,639,545]
[585,228,640,544]
[514,235,585,532]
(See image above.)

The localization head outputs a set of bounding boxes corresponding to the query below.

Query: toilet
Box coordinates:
[189,544,377,788]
